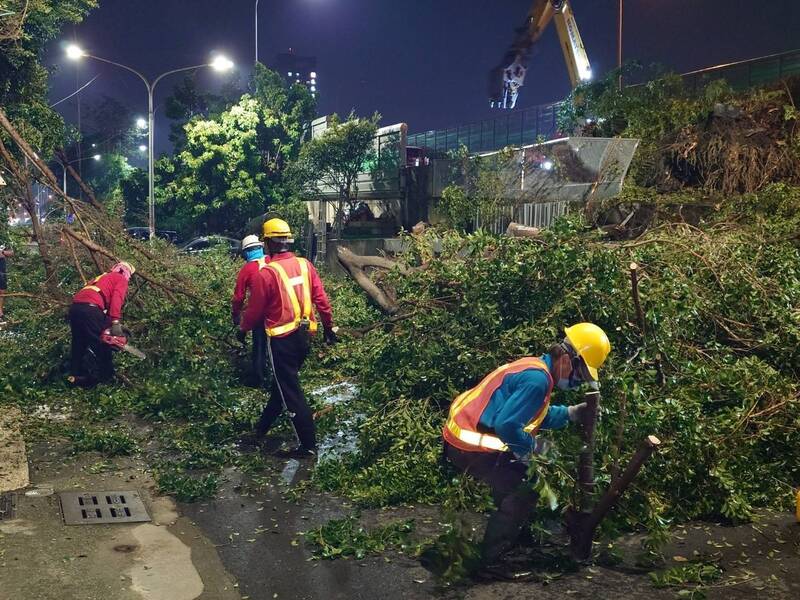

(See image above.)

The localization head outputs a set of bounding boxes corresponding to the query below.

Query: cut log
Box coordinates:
[506,222,541,239]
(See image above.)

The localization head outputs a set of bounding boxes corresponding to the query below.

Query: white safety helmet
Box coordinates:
[241,235,264,251]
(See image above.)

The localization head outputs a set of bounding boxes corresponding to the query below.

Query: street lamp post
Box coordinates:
[255,0,260,65]
[66,45,234,239]
[618,0,624,90]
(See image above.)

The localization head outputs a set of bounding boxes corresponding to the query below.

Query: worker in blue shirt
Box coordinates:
[443,323,611,566]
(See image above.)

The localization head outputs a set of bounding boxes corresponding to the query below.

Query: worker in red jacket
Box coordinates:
[232,234,270,387]
[69,261,135,386]
[240,218,336,457]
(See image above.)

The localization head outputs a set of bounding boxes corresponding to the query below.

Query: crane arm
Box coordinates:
[489,0,592,109]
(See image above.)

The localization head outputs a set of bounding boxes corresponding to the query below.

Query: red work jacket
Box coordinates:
[231,257,270,321]
[240,252,333,338]
[72,271,129,320]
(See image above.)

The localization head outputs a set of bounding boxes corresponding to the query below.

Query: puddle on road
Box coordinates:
[309,382,363,464]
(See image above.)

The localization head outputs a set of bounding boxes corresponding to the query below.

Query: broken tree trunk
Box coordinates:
[336,246,404,315]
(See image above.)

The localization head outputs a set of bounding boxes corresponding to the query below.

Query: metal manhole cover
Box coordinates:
[0,492,16,521]
[59,490,151,525]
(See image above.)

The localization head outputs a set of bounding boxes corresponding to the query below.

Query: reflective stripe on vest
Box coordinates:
[82,272,106,294]
[443,357,552,453]
[265,258,318,337]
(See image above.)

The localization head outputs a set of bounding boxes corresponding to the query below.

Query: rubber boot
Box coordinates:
[480,510,523,565]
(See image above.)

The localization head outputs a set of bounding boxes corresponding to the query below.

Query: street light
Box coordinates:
[136,117,147,129]
[58,154,102,194]
[66,45,234,239]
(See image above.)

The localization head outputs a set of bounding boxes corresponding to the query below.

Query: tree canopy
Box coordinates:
[293,111,380,234]
[0,0,97,155]
[148,64,316,236]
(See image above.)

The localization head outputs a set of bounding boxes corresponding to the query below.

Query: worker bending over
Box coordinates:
[240,219,337,457]
[68,261,135,386]
[232,235,270,387]
[443,323,611,566]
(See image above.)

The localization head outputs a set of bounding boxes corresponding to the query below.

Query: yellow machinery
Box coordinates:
[490,0,593,109]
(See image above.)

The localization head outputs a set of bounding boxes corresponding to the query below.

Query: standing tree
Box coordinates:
[164,72,241,149]
[293,111,380,237]
[150,65,317,236]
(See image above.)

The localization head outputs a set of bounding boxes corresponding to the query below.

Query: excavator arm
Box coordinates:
[490,0,592,109]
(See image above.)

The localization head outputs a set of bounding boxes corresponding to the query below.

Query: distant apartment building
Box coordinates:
[274,50,317,98]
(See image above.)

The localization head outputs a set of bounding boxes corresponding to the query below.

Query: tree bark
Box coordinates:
[337,246,400,314]
[0,108,62,193]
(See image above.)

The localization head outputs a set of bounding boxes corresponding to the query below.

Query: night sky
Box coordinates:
[46,0,800,155]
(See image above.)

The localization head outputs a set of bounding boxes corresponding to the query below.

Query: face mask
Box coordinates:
[557,376,577,390]
[556,378,573,390]
[244,247,265,261]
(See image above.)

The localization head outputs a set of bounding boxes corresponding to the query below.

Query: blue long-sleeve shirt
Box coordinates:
[477,355,570,457]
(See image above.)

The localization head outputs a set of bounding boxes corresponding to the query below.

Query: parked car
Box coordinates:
[126,227,179,243]
[179,235,240,256]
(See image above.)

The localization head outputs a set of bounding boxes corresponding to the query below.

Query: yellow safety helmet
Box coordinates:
[262,218,293,241]
[564,322,611,381]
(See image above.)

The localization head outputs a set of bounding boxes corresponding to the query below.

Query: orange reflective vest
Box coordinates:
[265,256,318,337]
[443,357,553,453]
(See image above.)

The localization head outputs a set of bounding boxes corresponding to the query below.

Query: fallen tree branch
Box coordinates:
[1,292,70,307]
[54,148,103,210]
[340,311,418,338]
[336,246,409,274]
[64,234,88,285]
[62,228,196,302]
[337,247,401,314]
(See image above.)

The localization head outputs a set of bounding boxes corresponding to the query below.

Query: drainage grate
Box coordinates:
[0,492,16,521]
[59,490,151,525]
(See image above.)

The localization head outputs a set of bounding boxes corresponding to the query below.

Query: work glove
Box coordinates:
[323,327,338,346]
[236,329,247,344]
[232,313,241,327]
[110,321,124,337]
[568,402,588,424]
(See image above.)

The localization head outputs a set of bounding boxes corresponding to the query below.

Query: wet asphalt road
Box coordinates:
[180,462,438,600]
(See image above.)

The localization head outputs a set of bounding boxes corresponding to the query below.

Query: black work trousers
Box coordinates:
[68,303,114,382]
[250,326,267,387]
[445,443,538,563]
[257,329,315,450]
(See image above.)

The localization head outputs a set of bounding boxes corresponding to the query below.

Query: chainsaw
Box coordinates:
[101,328,146,359]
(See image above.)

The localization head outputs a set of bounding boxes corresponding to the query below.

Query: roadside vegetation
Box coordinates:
[1,2,798,591]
